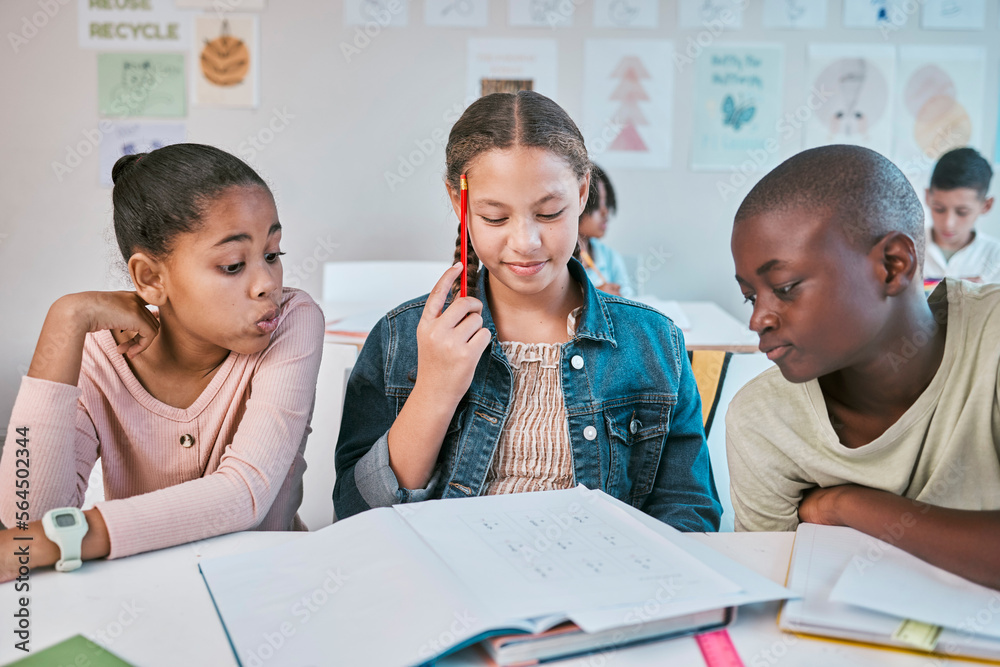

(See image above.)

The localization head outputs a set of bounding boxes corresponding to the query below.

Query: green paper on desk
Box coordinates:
[5,635,134,667]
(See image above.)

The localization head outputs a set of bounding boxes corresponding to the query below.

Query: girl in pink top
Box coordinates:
[0,144,324,578]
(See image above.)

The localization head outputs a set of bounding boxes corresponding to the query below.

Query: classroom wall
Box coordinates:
[2,0,1000,429]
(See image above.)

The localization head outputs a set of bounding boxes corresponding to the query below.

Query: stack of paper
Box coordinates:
[781,524,1000,661]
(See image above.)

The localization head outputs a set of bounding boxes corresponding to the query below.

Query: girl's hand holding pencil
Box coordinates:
[414,263,492,405]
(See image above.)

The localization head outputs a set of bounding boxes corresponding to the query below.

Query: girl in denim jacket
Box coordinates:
[335,91,721,531]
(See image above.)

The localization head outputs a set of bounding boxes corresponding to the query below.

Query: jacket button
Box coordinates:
[583,425,597,441]
[180,434,195,448]
[630,420,639,434]
[570,355,584,370]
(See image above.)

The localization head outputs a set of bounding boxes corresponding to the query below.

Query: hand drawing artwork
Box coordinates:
[904,65,969,157]
[442,0,473,16]
[762,0,827,29]
[608,0,639,26]
[814,58,888,143]
[200,21,249,87]
[583,40,673,169]
[893,46,985,171]
[193,14,259,107]
[608,56,650,152]
[721,94,755,131]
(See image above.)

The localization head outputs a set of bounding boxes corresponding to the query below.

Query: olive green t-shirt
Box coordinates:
[726,279,1000,532]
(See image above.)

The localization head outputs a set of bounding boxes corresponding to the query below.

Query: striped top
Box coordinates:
[483,309,580,496]
[0,288,324,559]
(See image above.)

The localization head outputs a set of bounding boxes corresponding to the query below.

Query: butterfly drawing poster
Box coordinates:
[805,44,895,157]
[582,39,674,170]
[192,14,259,108]
[690,43,784,172]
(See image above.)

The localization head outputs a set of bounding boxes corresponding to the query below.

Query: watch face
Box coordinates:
[54,513,77,527]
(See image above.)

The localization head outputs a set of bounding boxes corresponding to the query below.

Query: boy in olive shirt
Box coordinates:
[727,144,1000,589]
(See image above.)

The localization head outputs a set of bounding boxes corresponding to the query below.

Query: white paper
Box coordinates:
[78,0,192,50]
[98,121,186,188]
[678,0,744,29]
[805,43,896,156]
[830,544,1000,639]
[571,490,796,633]
[782,524,1000,659]
[583,39,673,170]
[467,38,558,100]
[344,0,409,27]
[424,0,488,27]
[399,487,742,625]
[199,509,503,667]
[893,45,985,177]
[761,0,827,29]
[508,0,573,27]
[921,0,985,30]
[592,0,659,29]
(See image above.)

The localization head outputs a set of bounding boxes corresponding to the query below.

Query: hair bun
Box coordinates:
[111,153,147,185]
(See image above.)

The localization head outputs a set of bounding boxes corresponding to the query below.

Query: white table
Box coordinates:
[1,532,953,666]
[322,300,759,353]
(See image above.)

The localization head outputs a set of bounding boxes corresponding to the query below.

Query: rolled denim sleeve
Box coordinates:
[640,327,723,531]
[333,317,437,520]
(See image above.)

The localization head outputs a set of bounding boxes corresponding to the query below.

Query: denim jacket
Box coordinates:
[334,259,722,531]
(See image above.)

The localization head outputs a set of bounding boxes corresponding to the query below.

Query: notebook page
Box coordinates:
[830,541,1000,639]
[199,508,507,667]
[396,487,742,625]
[782,524,901,635]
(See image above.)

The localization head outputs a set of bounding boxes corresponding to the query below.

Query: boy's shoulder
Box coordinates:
[727,364,809,429]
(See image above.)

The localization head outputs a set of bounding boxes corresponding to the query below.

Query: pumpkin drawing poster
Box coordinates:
[193,15,260,108]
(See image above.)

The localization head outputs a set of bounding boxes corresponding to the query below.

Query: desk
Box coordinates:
[2,532,949,666]
[322,300,759,353]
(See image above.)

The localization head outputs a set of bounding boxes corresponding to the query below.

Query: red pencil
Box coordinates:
[460,174,468,298]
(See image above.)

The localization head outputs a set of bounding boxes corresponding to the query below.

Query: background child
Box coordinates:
[727,144,999,589]
[0,144,324,579]
[923,147,999,289]
[578,165,635,297]
[334,91,720,531]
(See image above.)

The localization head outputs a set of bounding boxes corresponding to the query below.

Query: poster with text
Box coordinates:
[175,0,265,9]
[593,0,659,29]
[762,0,828,29]
[508,0,572,27]
[583,39,673,169]
[192,15,259,108]
[344,0,409,27]
[690,43,784,172]
[894,45,985,177]
[424,0,488,27]
[78,0,191,50]
[467,38,557,100]
[921,0,985,30]
[678,0,744,29]
[99,122,185,187]
[805,43,895,156]
[98,53,185,117]
[842,0,906,29]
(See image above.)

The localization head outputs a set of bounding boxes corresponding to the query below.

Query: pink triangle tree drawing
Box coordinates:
[609,56,650,152]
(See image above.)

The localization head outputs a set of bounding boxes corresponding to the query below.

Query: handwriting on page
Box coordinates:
[462,505,676,582]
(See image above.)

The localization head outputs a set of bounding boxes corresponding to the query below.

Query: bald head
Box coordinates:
[735,145,925,263]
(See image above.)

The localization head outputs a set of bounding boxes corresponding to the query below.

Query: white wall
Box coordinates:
[2,0,999,428]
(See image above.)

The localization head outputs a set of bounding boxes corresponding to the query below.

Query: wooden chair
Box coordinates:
[688,350,732,438]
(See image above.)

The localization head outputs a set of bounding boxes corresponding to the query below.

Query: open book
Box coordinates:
[780,523,1000,663]
[199,487,792,666]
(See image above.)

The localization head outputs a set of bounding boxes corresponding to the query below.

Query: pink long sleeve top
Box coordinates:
[0,288,324,558]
